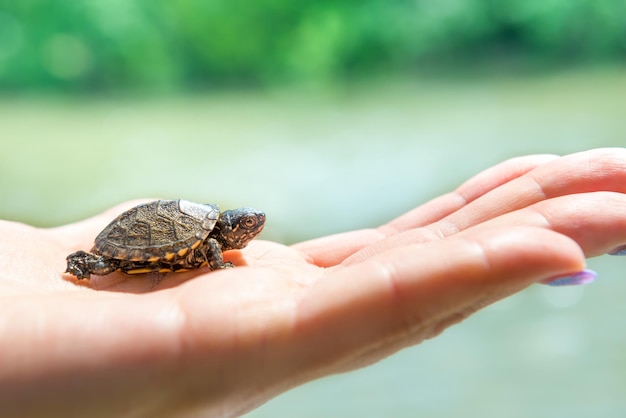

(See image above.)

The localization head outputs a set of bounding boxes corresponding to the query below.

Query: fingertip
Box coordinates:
[470,226,587,287]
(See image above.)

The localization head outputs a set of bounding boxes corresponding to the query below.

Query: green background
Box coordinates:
[1,0,625,92]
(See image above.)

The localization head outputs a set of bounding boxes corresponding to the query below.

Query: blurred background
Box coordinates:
[1,1,625,416]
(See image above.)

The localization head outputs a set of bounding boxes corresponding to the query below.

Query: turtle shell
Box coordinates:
[92,200,220,262]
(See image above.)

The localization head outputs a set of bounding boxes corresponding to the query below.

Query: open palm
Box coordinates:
[1,148,625,418]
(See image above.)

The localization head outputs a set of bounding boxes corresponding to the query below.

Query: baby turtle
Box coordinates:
[65,199,266,280]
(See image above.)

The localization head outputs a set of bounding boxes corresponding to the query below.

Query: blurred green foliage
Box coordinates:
[0,0,625,93]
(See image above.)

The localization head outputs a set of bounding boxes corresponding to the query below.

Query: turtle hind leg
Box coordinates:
[65,250,120,280]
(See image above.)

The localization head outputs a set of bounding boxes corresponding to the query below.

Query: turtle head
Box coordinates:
[216,208,266,250]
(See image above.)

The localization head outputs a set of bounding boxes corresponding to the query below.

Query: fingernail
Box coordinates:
[608,245,626,256]
[540,269,598,287]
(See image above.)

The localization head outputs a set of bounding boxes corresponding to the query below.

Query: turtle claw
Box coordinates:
[215,261,234,269]
[65,250,119,280]
[65,251,92,280]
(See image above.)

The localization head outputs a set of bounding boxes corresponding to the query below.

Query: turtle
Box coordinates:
[65,199,266,280]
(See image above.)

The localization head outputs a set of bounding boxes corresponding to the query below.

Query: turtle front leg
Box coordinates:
[195,238,233,271]
[65,250,120,280]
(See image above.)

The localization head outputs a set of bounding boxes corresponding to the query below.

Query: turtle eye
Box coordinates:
[242,216,257,229]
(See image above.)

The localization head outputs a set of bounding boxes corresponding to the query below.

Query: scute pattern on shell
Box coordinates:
[93,200,220,261]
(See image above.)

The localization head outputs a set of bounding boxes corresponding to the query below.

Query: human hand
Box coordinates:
[1,148,625,418]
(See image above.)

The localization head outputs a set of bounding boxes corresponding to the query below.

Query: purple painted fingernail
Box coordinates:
[608,245,626,256]
[541,269,598,287]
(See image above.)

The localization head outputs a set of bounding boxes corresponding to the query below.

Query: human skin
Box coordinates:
[0,148,625,417]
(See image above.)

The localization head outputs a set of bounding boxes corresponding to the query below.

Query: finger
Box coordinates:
[385,153,559,232]
[462,191,626,257]
[295,226,586,375]
[435,147,626,234]
[295,147,626,266]
[345,148,626,262]
[294,154,560,267]
[346,190,626,265]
